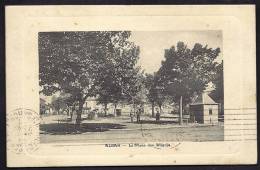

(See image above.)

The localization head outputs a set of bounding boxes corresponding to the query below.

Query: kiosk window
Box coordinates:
[209,108,212,115]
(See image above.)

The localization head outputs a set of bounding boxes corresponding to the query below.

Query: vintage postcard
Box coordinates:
[6,5,256,167]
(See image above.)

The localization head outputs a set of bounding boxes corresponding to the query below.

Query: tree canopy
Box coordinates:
[157,41,221,104]
[39,31,140,124]
[39,32,223,123]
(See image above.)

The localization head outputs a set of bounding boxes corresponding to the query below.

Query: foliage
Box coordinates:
[209,61,223,103]
[51,95,66,114]
[40,32,128,100]
[39,31,140,124]
[144,73,168,112]
[144,73,157,104]
[157,42,221,104]
[121,67,146,105]
[209,60,224,116]
[94,32,141,112]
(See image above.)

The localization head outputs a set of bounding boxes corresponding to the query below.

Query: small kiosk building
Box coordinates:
[190,93,219,124]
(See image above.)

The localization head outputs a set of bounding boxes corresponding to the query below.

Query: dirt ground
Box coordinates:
[40,114,224,143]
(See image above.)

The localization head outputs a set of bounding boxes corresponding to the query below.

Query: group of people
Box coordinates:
[129,108,142,123]
[129,108,161,123]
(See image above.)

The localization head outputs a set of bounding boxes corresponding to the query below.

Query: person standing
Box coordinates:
[136,108,141,123]
[130,111,134,123]
[156,109,160,122]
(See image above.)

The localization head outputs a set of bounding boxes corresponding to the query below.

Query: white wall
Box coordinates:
[203,105,219,124]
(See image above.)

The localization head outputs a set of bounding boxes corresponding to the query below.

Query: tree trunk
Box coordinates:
[71,105,75,119]
[151,102,155,117]
[159,104,162,114]
[75,100,84,130]
[104,103,108,116]
[179,96,183,125]
[67,108,70,116]
[114,103,117,116]
[133,100,136,116]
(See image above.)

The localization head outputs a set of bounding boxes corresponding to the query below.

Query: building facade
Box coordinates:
[190,93,219,124]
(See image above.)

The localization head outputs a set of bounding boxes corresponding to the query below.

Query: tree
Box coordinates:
[99,65,146,115]
[209,60,224,116]
[121,67,146,113]
[39,31,140,127]
[97,76,123,116]
[157,42,221,123]
[145,73,157,116]
[96,33,140,116]
[145,73,168,116]
[51,95,67,115]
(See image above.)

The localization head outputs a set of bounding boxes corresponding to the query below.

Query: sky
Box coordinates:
[129,31,223,74]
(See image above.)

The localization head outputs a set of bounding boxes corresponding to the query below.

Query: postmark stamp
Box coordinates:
[7,108,40,154]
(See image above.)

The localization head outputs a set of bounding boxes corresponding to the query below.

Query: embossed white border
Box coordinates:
[6,5,256,167]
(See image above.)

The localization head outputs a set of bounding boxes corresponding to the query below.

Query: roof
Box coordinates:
[190,93,218,105]
[40,98,46,104]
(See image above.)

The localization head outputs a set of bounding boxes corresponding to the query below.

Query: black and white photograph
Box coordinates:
[39,31,224,143]
[6,5,256,166]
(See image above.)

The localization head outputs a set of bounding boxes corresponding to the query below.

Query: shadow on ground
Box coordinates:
[40,123,126,135]
[132,120,179,125]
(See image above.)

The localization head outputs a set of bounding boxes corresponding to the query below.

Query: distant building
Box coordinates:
[83,97,167,116]
[190,93,219,124]
[40,98,52,115]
